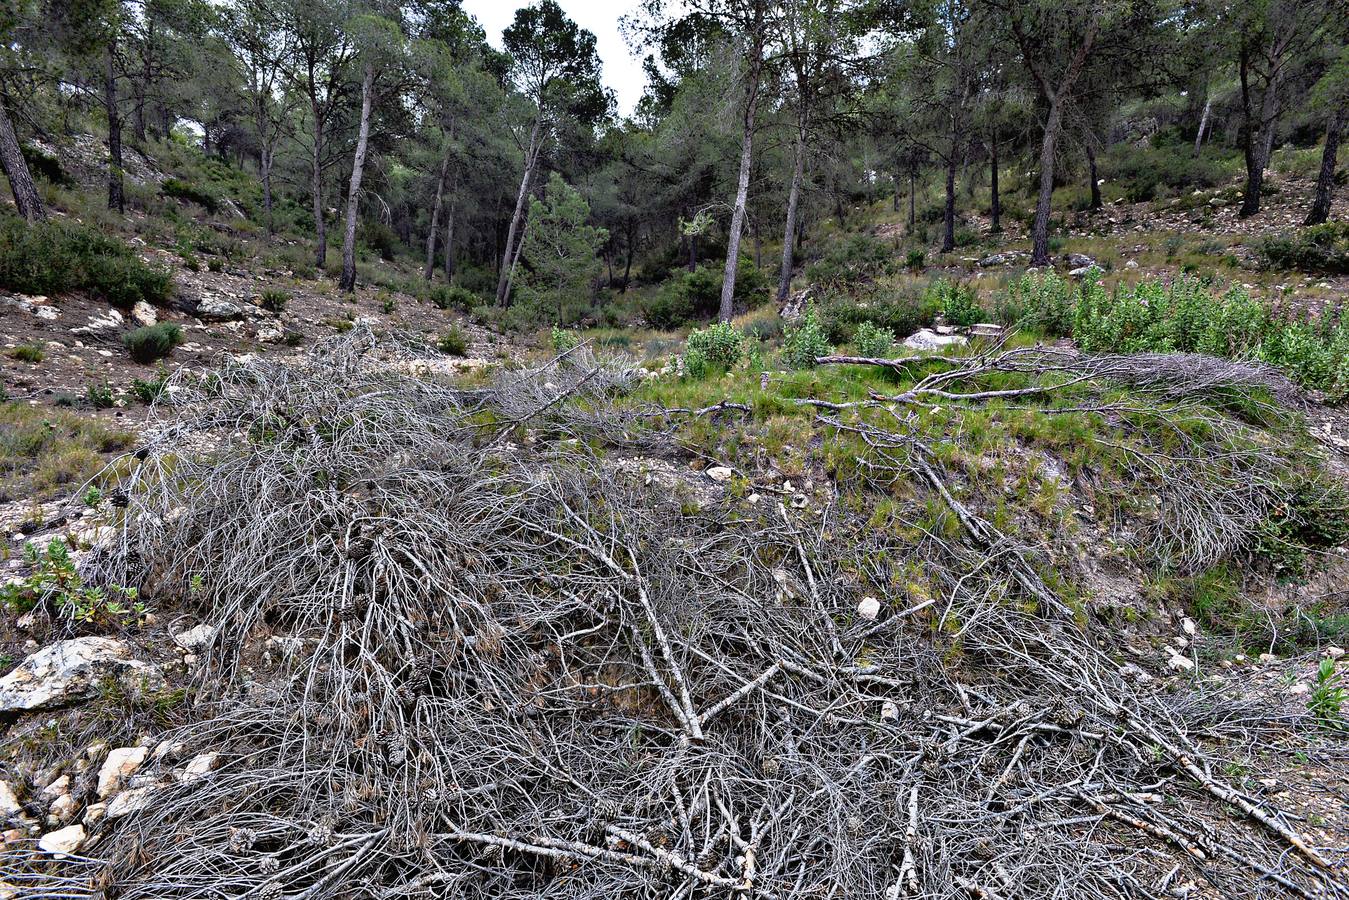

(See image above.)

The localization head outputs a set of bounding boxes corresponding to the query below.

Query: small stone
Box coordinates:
[706,466,733,483]
[48,793,77,824]
[1166,652,1194,673]
[41,775,69,799]
[1326,646,1345,660]
[130,301,157,327]
[83,803,106,826]
[37,823,85,857]
[1181,618,1197,636]
[0,781,20,818]
[172,623,216,652]
[152,740,185,761]
[1288,682,1310,696]
[97,746,148,799]
[105,785,157,819]
[180,752,219,782]
[1125,259,1139,270]
[880,700,900,722]
[1258,653,1276,664]
[857,596,881,621]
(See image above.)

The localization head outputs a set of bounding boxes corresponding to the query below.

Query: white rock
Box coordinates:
[97,746,148,799]
[880,700,900,722]
[0,638,164,713]
[902,328,968,351]
[706,466,734,483]
[1125,259,1139,270]
[1181,617,1197,636]
[48,793,77,824]
[83,802,106,826]
[1326,646,1345,660]
[105,785,157,819]
[196,295,247,321]
[1288,682,1310,696]
[130,301,157,327]
[1119,663,1153,684]
[857,596,881,621]
[37,823,85,857]
[0,781,20,818]
[71,308,124,335]
[152,739,185,761]
[172,623,216,652]
[1166,652,1194,673]
[41,775,69,799]
[179,752,219,782]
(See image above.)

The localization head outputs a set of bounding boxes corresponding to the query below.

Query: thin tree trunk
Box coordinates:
[311,104,326,269]
[1030,100,1063,266]
[496,117,541,306]
[502,216,527,306]
[777,122,806,303]
[1305,108,1343,227]
[339,62,375,292]
[908,171,916,228]
[1239,46,1282,218]
[989,136,1000,232]
[0,98,45,222]
[260,146,274,235]
[105,42,124,214]
[1086,142,1102,210]
[1193,92,1212,155]
[941,154,957,252]
[719,35,764,323]
[443,199,457,281]
[425,137,453,280]
[622,223,634,292]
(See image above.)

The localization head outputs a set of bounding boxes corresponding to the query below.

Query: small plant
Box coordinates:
[1309,658,1345,728]
[782,306,831,369]
[853,321,895,357]
[260,288,290,313]
[933,280,982,328]
[550,326,580,353]
[684,322,745,378]
[161,177,220,214]
[7,343,44,363]
[0,539,142,631]
[86,381,115,409]
[431,284,477,311]
[123,323,184,363]
[83,486,103,507]
[437,326,468,356]
[905,249,926,269]
[207,257,223,273]
[131,367,170,404]
[381,295,398,314]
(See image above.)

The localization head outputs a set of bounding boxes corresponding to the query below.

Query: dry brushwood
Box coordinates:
[10,329,1345,899]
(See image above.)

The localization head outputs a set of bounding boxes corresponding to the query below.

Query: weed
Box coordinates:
[782,306,831,369]
[684,322,745,378]
[437,326,468,356]
[123,323,184,364]
[86,381,115,409]
[260,288,290,313]
[7,343,44,363]
[1309,658,1345,728]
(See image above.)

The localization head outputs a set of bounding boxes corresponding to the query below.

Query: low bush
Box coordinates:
[646,261,770,330]
[782,306,831,369]
[805,234,896,288]
[995,271,1075,337]
[359,221,401,261]
[437,326,468,356]
[123,322,184,363]
[161,177,220,214]
[853,321,896,357]
[0,216,172,308]
[1259,223,1349,275]
[7,343,44,363]
[131,368,170,404]
[818,285,937,345]
[260,288,290,313]
[932,279,982,328]
[22,145,74,186]
[86,381,115,409]
[684,322,744,378]
[431,284,478,311]
[550,326,580,353]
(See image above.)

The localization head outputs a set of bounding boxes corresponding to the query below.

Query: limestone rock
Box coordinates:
[37,823,85,857]
[901,328,968,351]
[180,752,219,782]
[706,466,734,483]
[48,793,77,824]
[105,785,157,819]
[857,596,881,621]
[196,294,247,321]
[0,781,20,819]
[172,623,216,652]
[71,308,124,335]
[97,746,149,799]
[130,301,157,327]
[0,638,163,713]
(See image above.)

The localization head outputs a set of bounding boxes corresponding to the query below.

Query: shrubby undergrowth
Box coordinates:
[0,215,172,308]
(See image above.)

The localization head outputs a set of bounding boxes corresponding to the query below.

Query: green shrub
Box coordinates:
[905,249,926,269]
[260,288,290,313]
[131,368,170,404]
[647,262,769,329]
[1259,223,1349,275]
[86,381,114,409]
[0,216,172,308]
[21,145,74,186]
[782,306,831,369]
[853,321,896,357]
[359,221,401,261]
[996,270,1074,337]
[161,177,220,214]
[7,343,44,363]
[805,234,895,288]
[381,296,397,314]
[684,322,744,378]
[123,323,184,363]
[550,326,580,353]
[437,326,468,356]
[431,284,478,311]
[819,286,937,345]
[932,279,982,328]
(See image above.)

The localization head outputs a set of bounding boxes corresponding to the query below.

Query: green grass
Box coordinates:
[0,403,135,503]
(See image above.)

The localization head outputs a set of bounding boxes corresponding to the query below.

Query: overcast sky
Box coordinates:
[461,0,649,117]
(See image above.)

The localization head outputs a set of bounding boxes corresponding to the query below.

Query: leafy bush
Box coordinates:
[646,262,770,329]
[161,177,220,214]
[86,381,114,409]
[995,270,1074,337]
[550,326,580,353]
[1259,223,1349,275]
[1,539,141,630]
[805,234,895,288]
[437,326,468,356]
[431,284,478,311]
[21,145,74,186]
[853,321,896,357]
[123,323,184,363]
[819,286,937,345]
[782,306,831,369]
[7,343,44,363]
[359,221,401,261]
[932,279,982,328]
[1310,658,1346,728]
[0,216,172,308]
[684,322,744,378]
[260,288,290,313]
[905,249,926,269]
[131,368,170,404]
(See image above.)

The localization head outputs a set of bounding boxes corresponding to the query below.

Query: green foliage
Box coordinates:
[1105,140,1240,203]
[0,402,135,503]
[381,295,398,314]
[0,216,172,309]
[996,270,1075,337]
[123,323,184,364]
[550,326,580,353]
[359,221,401,261]
[1,540,142,631]
[782,306,831,369]
[1309,658,1345,728]
[86,381,114,409]
[437,326,468,356]
[932,279,982,328]
[853,321,895,357]
[805,234,895,287]
[1260,223,1349,275]
[131,368,170,404]
[260,288,290,313]
[684,322,744,378]
[431,284,478,311]
[518,172,607,327]
[646,261,770,329]
[818,286,937,345]
[161,177,220,214]
[21,145,74,186]
[8,343,44,363]
[905,249,926,269]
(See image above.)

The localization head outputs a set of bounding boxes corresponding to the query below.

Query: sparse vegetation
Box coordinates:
[0,216,172,308]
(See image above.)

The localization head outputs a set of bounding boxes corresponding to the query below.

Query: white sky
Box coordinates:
[461,0,649,117]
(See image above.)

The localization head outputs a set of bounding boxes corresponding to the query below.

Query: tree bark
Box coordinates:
[1193,92,1212,155]
[1029,100,1063,266]
[496,117,541,306]
[260,145,274,235]
[719,32,764,323]
[989,136,1000,232]
[908,170,916,228]
[622,223,634,292]
[105,42,124,214]
[442,199,457,281]
[1238,42,1283,219]
[941,153,957,252]
[339,62,375,292]
[1305,108,1343,227]
[1086,141,1102,210]
[0,98,45,222]
[310,104,326,268]
[425,134,453,280]
[776,111,807,303]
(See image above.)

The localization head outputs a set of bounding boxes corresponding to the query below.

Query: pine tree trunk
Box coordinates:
[1086,142,1102,210]
[425,138,452,280]
[339,62,374,292]
[311,107,326,269]
[1030,100,1063,267]
[442,200,457,280]
[908,171,916,228]
[1305,109,1343,227]
[941,154,957,252]
[622,223,634,292]
[105,42,124,214]
[496,118,541,306]
[719,66,761,323]
[1193,93,1212,155]
[260,146,274,235]
[0,98,45,222]
[989,136,1001,232]
[776,120,806,303]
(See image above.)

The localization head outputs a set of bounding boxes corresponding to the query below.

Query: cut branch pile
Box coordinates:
[12,331,1343,899]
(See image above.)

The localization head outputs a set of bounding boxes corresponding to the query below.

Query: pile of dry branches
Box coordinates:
[15,331,1342,899]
